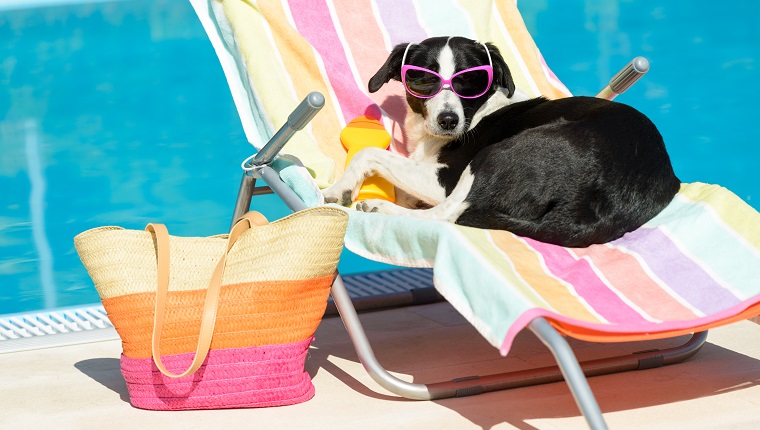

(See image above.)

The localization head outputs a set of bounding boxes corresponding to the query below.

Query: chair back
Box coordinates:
[191,0,570,186]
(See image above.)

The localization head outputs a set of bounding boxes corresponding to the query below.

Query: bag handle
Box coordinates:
[145,211,268,378]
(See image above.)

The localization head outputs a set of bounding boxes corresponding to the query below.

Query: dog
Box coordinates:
[323,36,680,247]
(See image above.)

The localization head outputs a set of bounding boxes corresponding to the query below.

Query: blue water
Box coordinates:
[1,0,758,315]
[521,0,760,203]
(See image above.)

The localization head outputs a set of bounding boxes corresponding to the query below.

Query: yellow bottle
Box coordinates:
[339,116,396,202]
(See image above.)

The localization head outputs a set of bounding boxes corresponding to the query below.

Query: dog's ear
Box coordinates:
[368,43,409,93]
[485,42,515,98]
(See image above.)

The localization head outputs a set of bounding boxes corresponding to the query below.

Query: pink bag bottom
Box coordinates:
[120,338,315,410]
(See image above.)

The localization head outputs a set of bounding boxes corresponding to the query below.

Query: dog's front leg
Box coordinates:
[323,147,445,207]
[358,165,475,223]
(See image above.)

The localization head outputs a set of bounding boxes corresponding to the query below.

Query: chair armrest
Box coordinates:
[596,56,650,100]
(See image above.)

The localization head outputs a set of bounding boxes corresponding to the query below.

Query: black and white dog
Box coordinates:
[323,36,680,247]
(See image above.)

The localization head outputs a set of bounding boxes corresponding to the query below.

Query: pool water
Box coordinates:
[522,0,760,203]
[1,0,393,315]
[1,0,758,315]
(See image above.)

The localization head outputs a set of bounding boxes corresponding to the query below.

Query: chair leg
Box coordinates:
[242,126,697,427]
[331,274,435,400]
[530,317,609,430]
[252,165,707,428]
[231,172,256,229]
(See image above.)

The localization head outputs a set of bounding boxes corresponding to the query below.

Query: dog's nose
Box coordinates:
[437,112,459,131]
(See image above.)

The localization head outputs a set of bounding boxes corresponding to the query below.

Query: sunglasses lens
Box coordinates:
[404,69,441,97]
[452,69,491,97]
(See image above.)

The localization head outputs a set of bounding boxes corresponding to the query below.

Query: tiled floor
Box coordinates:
[2,303,759,429]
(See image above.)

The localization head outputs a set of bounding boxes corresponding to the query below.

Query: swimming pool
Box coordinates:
[1,0,758,316]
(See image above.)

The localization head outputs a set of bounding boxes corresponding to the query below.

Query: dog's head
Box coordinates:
[369,36,515,139]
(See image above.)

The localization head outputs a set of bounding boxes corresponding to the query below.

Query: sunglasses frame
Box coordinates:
[400,41,494,99]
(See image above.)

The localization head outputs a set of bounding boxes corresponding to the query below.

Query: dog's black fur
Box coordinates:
[366,36,680,247]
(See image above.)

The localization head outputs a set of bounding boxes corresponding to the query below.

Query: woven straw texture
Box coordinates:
[74,207,348,299]
[102,276,336,358]
[120,338,315,410]
[73,206,348,410]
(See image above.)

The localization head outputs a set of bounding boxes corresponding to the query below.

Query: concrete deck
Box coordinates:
[2,302,759,429]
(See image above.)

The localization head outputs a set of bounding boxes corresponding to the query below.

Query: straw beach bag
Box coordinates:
[74,207,348,410]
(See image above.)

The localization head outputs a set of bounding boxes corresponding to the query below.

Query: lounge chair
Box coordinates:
[189,1,760,428]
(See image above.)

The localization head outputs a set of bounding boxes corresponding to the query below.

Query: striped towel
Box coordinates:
[190,0,569,192]
[191,2,760,355]
[341,183,760,354]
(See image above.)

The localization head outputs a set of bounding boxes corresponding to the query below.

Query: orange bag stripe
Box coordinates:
[102,275,334,358]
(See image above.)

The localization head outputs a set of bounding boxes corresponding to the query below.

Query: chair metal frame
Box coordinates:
[230,58,707,430]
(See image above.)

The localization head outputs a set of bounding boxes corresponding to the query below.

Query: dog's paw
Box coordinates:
[356,200,381,213]
[323,188,354,206]
[355,199,399,214]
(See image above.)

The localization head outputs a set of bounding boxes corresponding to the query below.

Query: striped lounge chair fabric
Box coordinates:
[344,182,760,355]
[191,0,570,192]
[190,0,760,380]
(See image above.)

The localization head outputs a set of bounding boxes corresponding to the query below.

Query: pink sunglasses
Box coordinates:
[401,42,494,99]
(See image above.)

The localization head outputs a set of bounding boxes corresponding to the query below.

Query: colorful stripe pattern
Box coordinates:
[341,183,760,355]
[198,0,570,187]
[194,3,760,360]
[75,208,347,410]
[98,275,333,410]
